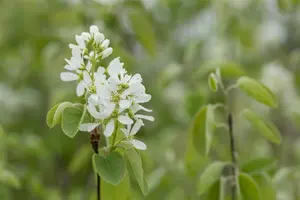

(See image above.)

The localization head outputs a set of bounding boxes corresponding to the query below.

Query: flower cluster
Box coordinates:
[60,25,153,150]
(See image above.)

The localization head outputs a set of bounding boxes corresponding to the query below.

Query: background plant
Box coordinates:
[1,0,300,199]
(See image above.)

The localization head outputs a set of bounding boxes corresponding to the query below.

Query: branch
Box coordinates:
[91,128,101,200]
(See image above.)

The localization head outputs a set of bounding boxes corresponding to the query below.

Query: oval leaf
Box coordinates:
[253,173,276,200]
[93,152,126,185]
[197,161,226,195]
[125,148,148,195]
[208,73,218,92]
[239,173,261,200]
[241,109,282,144]
[237,76,277,108]
[61,106,83,138]
[46,102,73,128]
[205,105,215,155]
[241,157,276,174]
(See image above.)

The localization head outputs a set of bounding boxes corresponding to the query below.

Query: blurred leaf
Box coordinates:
[241,109,282,144]
[61,106,83,138]
[192,106,207,155]
[147,167,166,193]
[197,161,226,196]
[166,187,185,200]
[92,152,126,185]
[129,11,156,56]
[125,148,148,195]
[46,102,73,128]
[205,105,215,155]
[272,167,294,186]
[220,62,246,78]
[208,73,218,92]
[68,144,92,174]
[277,0,291,12]
[237,76,278,108]
[206,181,220,200]
[0,169,20,189]
[239,173,261,200]
[241,157,276,174]
[101,174,131,200]
[253,173,276,200]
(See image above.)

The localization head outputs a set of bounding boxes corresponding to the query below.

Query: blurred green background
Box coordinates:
[1,0,300,199]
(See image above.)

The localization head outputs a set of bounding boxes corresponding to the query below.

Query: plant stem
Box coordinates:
[91,128,101,200]
[228,113,237,200]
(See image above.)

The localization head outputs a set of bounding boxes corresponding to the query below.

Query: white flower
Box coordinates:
[121,120,147,150]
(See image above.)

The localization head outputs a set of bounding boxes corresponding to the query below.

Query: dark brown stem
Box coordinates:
[228,113,237,200]
[91,128,100,200]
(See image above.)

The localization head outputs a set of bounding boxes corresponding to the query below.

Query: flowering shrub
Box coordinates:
[47,25,153,196]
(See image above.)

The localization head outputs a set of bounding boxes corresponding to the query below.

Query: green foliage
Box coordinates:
[238,173,261,200]
[101,174,131,200]
[253,173,276,200]
[125,148,148,195]
[237,76,278,108]
[92,152,126,185]
[241,109,282,144]
[197,161,226,196]
[46,102,73,128]
[208,73,218,92]
[241,157,276,175]
[61,106,84,138]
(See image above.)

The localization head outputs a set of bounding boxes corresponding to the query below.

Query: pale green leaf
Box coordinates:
[239,173,261,200]
[253,173,276,200]
[46,102,73,128]
[205,104,215,155]
[125,148,148,195]
[241,157,276,174]
[197,161,226,195]
[61,106,83,138]
[242,109,282,144]
[92,152,126,185]
[192,106,207,155]
[0,169,20,189]
[208,73,218,92]
[237,76,278,108]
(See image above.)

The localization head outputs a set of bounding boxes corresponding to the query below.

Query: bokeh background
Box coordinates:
[1,0,300,199]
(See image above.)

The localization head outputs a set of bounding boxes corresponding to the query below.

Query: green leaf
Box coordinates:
[61,106,83,138]
[125,148,148,195]
[93,152,126,185]
[192,105,215,155]
[237,76,278,108]
[0,169,20,189]
[253,173,276,200]
[241,109,282,144]
[220,62,246,78]
[130,11,156,56]
[46,102,73,128]
[205,104,215,155]
[277,0,291,12]
[197,161,226,196]
[272,167,294,186]
[239,173,261,200]
[101,174,131,200]
[208,73,218,92]
[241,157,276,174]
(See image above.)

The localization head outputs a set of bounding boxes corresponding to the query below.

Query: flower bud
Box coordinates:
[101,47,113,59]
[94,33,105,43]
[101,39,110,49]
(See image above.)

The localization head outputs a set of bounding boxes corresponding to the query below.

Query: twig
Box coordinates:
[228,113,237,200]
[91,128,101,200]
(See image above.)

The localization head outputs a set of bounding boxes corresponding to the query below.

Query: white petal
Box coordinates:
[135,94,151,103]
[76,81,85,96]
[60,72,78,81]
[83,71,92,85]
[124,83,145,96]
[131,119,144,135]
[135,114,154,121]
[86,61,92,72]
[75,35,85,48]
[64,65,76,71]
[119,100,131,109]
[104,120,115,137]
[101,47,113,59]
[94,32,105,43]
[130,74,142,84]
[87,104,105,119]
[130,139,147,150]
[103,103,116,117]
[107,57,123,78]
[118,115,134,125]
[79,123,99,132]
[81,32,91,41]
[101,39,110,48]
[90,25,99,34]
[138,105,152,112]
